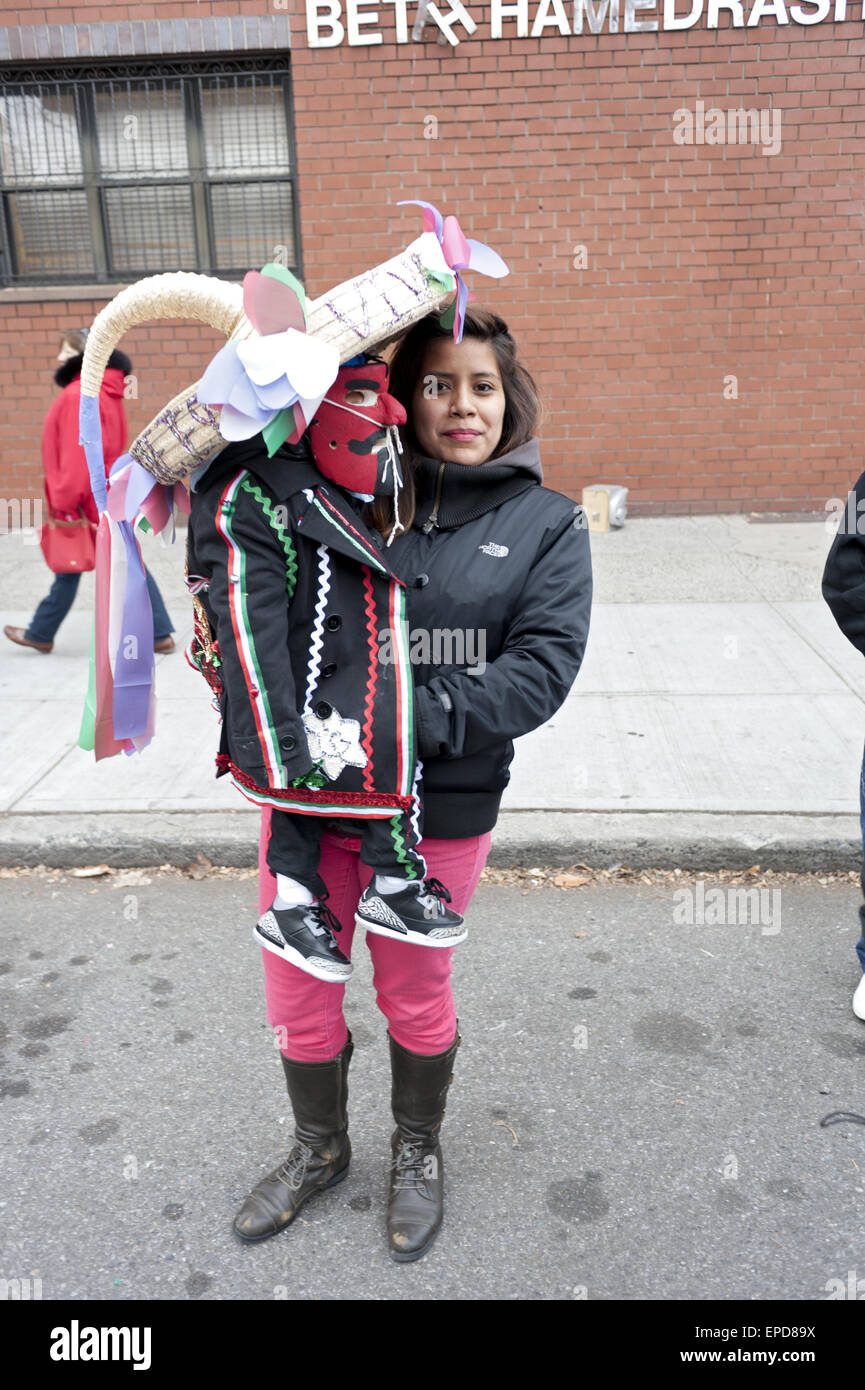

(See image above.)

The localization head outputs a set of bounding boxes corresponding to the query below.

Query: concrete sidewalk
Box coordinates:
[2,510,863,869]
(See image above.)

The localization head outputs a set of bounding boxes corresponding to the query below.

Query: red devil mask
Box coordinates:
[308,359,407,500]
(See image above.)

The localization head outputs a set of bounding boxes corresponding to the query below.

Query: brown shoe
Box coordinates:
[4,625,53,653]
[153,636,175,654]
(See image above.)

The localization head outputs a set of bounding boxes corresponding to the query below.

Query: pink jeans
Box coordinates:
[258,807,492,1062]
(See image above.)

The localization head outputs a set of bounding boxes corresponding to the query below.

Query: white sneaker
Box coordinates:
[853,972,865,1021]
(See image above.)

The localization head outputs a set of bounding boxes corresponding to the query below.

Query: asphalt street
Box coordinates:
[2,869,864,1303]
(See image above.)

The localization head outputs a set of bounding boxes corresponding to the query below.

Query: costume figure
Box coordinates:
[74,218,507,976]
[186,354,467,981]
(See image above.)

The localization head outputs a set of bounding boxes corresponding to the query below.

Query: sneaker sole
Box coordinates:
[355,913,467,948]
[252,923,352,982]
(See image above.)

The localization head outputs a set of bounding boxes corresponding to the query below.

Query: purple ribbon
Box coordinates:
[111,520,154,740]
[80,394,108,513]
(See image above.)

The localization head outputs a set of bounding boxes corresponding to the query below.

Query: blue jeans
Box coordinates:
[858,741,865,973]
[27,568,174,644]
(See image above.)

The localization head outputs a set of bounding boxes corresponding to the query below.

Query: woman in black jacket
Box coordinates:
[243,307,593,1260]
[822,473,865,1021]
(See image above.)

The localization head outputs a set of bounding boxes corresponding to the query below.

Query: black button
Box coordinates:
[415,573,429,588]
[315,700,333,719]
[326,615,342,632]
[322,662,337,679]
[281,735,296,751]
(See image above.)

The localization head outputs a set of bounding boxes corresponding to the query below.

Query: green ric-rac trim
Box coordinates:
[240,477,298,600]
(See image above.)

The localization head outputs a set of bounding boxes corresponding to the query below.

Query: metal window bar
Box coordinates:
[0,58,301,287]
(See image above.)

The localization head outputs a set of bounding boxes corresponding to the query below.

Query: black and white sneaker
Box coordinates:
[253,899,352,983]
[355,877,467,948]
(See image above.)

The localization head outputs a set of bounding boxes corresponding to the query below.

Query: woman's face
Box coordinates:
[410,337,506,466]
[57,339,79,364]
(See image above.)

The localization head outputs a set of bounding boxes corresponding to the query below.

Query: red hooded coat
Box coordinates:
[42,350,131,524]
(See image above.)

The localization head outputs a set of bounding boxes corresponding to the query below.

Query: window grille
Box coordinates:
[0,58,301,286]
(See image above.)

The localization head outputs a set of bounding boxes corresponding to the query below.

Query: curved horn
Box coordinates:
[80,271,250,398]
[80,233,456,505]
[79,272,252,509]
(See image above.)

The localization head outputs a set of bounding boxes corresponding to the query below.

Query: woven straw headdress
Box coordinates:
[79,231,456,509]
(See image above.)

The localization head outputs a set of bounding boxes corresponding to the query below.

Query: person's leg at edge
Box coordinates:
[367,830,492,1261]
[854,744,865,1019]
[232,817,363,1242]
[144,566,175,642]
[857,741,865,973]
[26,571,81,644]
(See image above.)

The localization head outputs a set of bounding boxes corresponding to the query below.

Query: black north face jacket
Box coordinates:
[823,467,865,658]
[186,437,420,821]
[342,437,594,839]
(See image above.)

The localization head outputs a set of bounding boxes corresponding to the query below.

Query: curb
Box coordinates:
[0,810,861,872]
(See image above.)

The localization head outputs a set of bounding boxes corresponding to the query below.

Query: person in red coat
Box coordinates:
[4,329,175,654]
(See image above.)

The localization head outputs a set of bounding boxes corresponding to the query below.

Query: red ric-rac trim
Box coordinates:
[215,755,414,812]
[316,492,401,580]
[361,564,377,791]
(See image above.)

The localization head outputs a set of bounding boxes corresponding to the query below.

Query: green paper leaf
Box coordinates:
[426,266,457,295]
[262,408,294,457]
[438,299,457,332]
[78,613,97,751]
[260,263,307,318]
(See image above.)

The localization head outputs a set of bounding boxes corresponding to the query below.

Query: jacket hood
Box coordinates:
[410,436,543,531]
[54,349,132,391]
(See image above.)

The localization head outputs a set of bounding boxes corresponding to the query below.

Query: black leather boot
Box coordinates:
[386,1028,460,1263]
[233,1033,353,1243]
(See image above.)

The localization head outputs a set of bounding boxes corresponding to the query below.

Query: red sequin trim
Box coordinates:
[215,755,414,812]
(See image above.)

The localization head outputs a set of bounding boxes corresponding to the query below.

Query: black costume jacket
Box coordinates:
[186,438,418,819]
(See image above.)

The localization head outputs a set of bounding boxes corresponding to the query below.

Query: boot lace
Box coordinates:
[417,877,452,920]
[391,1140,432,1193]
[277,1141,314,1193]
[306,894,345,953]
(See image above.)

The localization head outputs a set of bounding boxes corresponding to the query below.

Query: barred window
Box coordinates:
[0,58,301,286]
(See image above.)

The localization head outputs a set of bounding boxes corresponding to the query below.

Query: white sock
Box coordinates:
[274,875,314,909]
[375,874,414,895]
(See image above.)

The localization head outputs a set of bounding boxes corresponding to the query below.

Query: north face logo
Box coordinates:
[478,542,509,557]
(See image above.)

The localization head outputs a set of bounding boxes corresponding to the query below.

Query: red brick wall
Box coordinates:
[2,3,863,516]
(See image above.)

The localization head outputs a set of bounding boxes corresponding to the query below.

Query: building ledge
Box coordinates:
[0,284,133,304]
[0,16,291,64]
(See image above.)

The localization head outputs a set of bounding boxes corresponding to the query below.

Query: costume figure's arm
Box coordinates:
[413,510,592,760]
[188,472,313,788]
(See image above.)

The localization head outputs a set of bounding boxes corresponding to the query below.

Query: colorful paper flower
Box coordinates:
[396,200,509,342]
[198,263,340,455]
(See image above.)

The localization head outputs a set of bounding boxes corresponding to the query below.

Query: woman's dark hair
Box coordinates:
[59,329,86,355]
[364,306,541,540]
